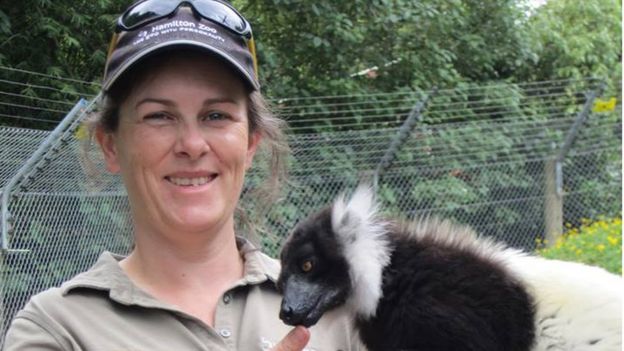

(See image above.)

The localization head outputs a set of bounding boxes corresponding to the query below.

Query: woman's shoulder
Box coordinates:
[10,252,128,326]
[10,286,64,333]
[3,279,115,351]
[2,287,68,350]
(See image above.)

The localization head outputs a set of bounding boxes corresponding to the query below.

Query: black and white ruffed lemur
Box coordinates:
[277,186,622,351]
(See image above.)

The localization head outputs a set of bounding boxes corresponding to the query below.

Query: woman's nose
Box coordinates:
[174,124,210,159]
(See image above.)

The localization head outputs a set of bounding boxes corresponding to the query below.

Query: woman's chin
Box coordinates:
[163,208,232,235]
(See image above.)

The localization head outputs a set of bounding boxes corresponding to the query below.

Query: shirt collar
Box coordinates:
[236,237,280,284]
[61,237,281,306]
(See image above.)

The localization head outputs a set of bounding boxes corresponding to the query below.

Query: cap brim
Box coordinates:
[103,40,259,92]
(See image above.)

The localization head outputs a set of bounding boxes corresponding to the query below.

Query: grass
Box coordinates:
[537,217,622,275]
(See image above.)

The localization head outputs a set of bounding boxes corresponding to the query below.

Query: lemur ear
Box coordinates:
[331,185,377,238]
[339,211,355,230]
[347,185,376,218]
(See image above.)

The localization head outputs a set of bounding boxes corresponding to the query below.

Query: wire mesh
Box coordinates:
[0,65,98,128]
[0,77,621,344]
[0,127,50,186]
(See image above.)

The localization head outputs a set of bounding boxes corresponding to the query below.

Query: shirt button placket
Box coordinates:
[216,291,235,348]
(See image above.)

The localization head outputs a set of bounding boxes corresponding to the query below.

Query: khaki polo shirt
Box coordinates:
[3,240,363,351]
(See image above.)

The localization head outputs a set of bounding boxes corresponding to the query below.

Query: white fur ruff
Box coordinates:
[506,254,623,350]
[331,185,391,319]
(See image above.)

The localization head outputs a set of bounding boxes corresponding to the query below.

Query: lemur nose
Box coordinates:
[279,305,295,324]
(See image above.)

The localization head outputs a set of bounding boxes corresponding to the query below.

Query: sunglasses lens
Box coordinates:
[193,1,247,34]
[121,0,178,29]
[120,1,250,37]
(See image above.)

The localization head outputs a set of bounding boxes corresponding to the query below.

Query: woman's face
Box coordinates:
[97,54,260,239]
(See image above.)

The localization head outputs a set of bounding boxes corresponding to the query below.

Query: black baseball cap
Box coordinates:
[103,1,259,92]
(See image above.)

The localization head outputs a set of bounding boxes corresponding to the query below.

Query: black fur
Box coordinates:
[357,230,536,351]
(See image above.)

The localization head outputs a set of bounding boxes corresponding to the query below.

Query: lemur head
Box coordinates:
[278,186,390,327]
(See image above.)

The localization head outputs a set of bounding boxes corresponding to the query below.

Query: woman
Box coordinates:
[2,1,361,350]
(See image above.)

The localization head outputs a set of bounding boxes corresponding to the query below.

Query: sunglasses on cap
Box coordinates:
[106,0,259,86]
[116,0,252,39]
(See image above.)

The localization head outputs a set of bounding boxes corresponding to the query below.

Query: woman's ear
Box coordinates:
[245,131,262,170]
[95,126,121,173]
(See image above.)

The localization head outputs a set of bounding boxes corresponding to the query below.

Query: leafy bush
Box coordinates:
[537,217,622,275]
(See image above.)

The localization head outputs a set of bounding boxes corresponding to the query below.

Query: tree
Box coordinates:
[0,0,126,82]
[521,0,621,83]
[236,0,534,98]
[0,0,126,128]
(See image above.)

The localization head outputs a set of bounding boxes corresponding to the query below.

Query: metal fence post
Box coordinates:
[0,98,88,252]
[543,81,605,246]
[373,88,437,190]
[543,157,563,246]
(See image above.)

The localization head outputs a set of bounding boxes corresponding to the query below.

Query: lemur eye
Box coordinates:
[301,260,313,273]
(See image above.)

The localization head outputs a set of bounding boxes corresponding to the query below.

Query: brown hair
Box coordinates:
[86,49,290,238]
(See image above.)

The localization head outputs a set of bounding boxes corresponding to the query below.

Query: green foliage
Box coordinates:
[523,0,622,82]
[237,0,534,98]
[2,0,619,129]
[538,217,622,275]
[0,0,125,81]
[0,0,126,128]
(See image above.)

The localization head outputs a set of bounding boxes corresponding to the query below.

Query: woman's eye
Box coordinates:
[204,112,228,121]
[144,112,172,122]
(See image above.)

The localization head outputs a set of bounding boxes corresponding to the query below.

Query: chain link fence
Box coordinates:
[1,77,621,342]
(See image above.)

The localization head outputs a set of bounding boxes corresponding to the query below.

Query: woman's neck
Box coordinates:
[124,234,243,283]
[119,225,245,326]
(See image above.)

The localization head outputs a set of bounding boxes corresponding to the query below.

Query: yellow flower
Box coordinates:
[592,97,617,113]
[607,236,619,246]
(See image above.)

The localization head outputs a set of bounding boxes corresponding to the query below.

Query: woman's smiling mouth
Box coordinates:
[165,174,218,187]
